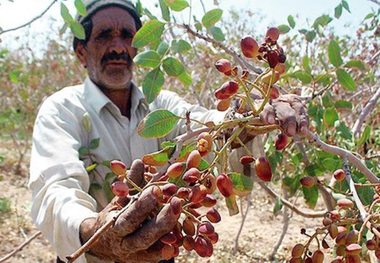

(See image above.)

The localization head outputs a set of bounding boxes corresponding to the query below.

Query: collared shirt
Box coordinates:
[29,77,225,263]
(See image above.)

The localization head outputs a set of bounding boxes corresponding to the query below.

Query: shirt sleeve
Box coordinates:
[152,90,227,139]
[29,99,97,263]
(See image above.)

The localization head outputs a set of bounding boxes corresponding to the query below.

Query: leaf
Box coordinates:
[229,172,253,197]
[162,57,185,76]
[209,26,225,41]
[336,69,356,91]
[335,100,352,109]
[178,70,192,87]
[323,107,339,127]
[86,163,97,173]
[302,56,311,73]
[159,0,171,22]
[305,30,316,42]
[291,70,312,84]
[201,8,223,28]
[334,4,342,19]
[157,41,170,56]
[164,0,189,12]
[74,0,86,16]
[137,109,180,138]
[105,172,116,182]
[89,138,100,149]
[225,194,239,216]
[315,74,332,86]
[312,14,333,29]
[344,60,366,70]
[342,0,351,13]
[132,20,165,48]
[103,181,115,202]
[171,39,192,53]
[336,122,352,140]
[60,3,73,23]
[328,40,343,67]
[142,68,165,103]
[273,197,283,216]
[287,15,296,28]
[70,21,86,40]
[136,0,143,17]
[133,50,161,68]
[142,147,173,166]
[78,146,90,157]
[302,185,318,209]
[322,158,341,171]
[278,24,290,34]
[194,22,202,31]
[357,126,371,146]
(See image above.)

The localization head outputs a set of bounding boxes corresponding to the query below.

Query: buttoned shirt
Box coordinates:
[29,77,225,263]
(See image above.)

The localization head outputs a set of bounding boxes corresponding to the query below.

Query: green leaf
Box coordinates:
[334,4,343,19]
[344,60,366,70]
[336,69,356,91]
[201,8,223,28]
[8,70,20,84]
[105,172,116,182]
[164,0,189,11]
[335,100,352,109]
[336,122,353,140]
[162,57,185,76]
[342,0,350,13]
[159,0,171,22]
[133,50,161,68]
[70,21,86,40]
[278,24,290,34]
[78,146,90,157]
[89,138,100,149]
[0,197,11,213]
[136,0,143,17]
[171,40,192,53]
[302,185,318,209]
[142,68,165,103]
[323,107,339,127]
[364,13,375,20]
[305,30,316,42]
[103,181,115,202]
[178,70,192,86]
[291,70,312,84]
[328,40,343,67]
[287,15,296,28]
[225,194,239,216]
[357,126,371,146]
[322,158,341,171]
[302,56,311,74]
[209,26,225,41]
[86,163,97,173]
[312,14,333,29]
[157,41,170,56]
[315,74,332,86]
[132,20,165,48]
[60,3,73,23]
[194,22,202,31]
[137,109,180,138]
[142,147,173,166]
[229,172,253,197]
[74,0,86,16]
[273,197,283,215]
[283,174,302,195]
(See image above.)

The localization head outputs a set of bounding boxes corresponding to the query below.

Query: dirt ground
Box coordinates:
[0,145,330,263]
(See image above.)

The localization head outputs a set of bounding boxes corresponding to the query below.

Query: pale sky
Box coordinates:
[0,0,377,50]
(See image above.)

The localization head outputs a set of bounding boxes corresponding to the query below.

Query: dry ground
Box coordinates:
[0,143,330,263]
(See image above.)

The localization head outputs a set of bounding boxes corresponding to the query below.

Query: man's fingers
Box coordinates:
[260,104,276,124]
[128,159,145,188]
[290,99,309,134]
[121,201,180,251]
[113,186,159,236]
[272,101,297,136]
[121,242,164,263]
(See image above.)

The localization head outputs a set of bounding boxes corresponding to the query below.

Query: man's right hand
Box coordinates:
[80,186,181,263]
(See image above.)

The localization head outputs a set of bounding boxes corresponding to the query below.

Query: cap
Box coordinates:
[77,0,142,29]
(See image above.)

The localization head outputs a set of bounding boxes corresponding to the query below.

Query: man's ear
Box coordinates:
[75,42,88,68]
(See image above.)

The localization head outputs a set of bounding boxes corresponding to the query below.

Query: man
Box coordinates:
[29,1,308,262]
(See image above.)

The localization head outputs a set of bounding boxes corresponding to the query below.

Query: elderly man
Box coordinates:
[29,0,308,262]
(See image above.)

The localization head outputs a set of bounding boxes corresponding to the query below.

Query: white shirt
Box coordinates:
[29,77,225,263]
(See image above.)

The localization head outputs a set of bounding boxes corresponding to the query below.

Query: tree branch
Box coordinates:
[0,0,57,35]
[368,0,380,6]
[352,86,380,137]
[0,231,41,263]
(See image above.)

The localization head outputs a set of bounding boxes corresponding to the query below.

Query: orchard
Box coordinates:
[0,0,379,263]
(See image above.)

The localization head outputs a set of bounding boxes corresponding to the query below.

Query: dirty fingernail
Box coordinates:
[287,125,296,136]
[267,115,275,124]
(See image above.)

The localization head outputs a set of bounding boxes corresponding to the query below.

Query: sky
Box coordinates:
[0,0,378,51]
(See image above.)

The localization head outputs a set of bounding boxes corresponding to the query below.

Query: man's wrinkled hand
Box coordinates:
[259,94,309,137]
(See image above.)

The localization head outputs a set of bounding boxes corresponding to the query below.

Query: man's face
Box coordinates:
[76,7,137,90]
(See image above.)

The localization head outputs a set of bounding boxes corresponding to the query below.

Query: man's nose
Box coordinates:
[109,37,126,54]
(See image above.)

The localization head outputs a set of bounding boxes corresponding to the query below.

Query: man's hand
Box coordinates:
[80,160,181,263]
[259,94,309,136]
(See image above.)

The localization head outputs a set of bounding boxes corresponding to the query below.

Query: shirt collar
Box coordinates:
[83,77,148,114]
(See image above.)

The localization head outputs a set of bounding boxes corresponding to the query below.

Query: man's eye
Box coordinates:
[96,32,111,41]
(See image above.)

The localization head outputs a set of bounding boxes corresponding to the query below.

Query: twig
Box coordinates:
[352,86,380,137]
[233,195,251,254]
[0,0,57,35]
[0,231,42,263]
[305,129,379,184]
[258,181,327,218]
[368,0,380,6]
[269,190,290,260]
[366,154,380,160]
